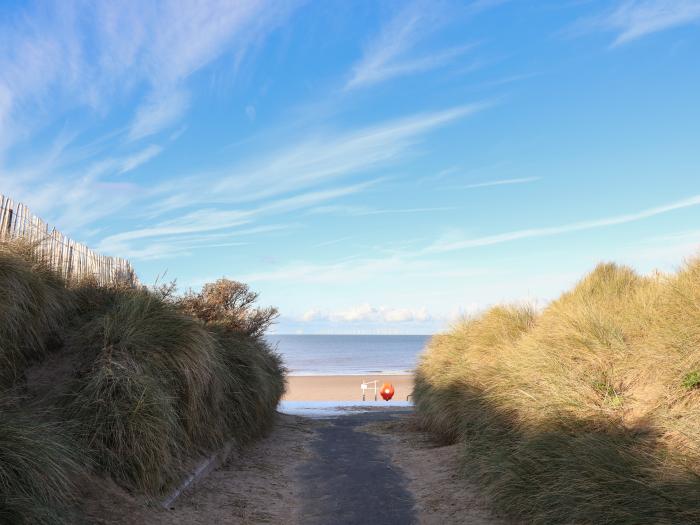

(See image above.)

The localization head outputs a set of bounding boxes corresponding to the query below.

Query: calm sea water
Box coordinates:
[265,334,431,376]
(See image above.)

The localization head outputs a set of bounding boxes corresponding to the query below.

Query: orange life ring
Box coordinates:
[380,383,395,401]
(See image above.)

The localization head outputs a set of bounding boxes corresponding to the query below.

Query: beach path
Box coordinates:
[79,409,501,524]
[296,410,417,525]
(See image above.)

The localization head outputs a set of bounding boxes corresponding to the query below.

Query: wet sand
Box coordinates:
[284,374,414,401]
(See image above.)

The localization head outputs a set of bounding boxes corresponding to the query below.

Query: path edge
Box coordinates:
[160,439,238,509]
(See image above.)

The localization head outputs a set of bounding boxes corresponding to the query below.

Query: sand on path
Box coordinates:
[362,413,509,525]
[81,409,505,524]
[79,414,313,524]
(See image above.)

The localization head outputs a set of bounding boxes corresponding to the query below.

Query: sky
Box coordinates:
[1,0,700,334]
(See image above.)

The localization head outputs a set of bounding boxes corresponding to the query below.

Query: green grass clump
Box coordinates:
[415,260,700,524]
[682,371,700,390]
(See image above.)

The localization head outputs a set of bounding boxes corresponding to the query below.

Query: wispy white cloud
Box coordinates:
[0,0,299,231]
[345,0,510,90]
[427,193,700,253]
[170,224,296,245]
[99,224,294,260]
[313,236,355,248]
[456,176,540,189]
[646,229,700,243]
[360,206,458,215]
[210,103,490,202]
[242,256,407,284]
[240,252,490,284]
[348,43,476,90]
[56,100,480,256]
[118,144,164,174]
[95,1,297,140]
[306,205,368,216]
[346,1,479,89]
[97,181,376,257]
[234,191,700,303]
[0,2,288,143]
[259,181,381,214]
[0,150,149,232]
[128,91,189,141]
[98,209,254,249]
[1,1,491,256]
[574,0,700,46]
[610,231,700,272]
[145,103,489,217]
[302,304,431,323]
[0,84,13,154]
[308,205,457,216]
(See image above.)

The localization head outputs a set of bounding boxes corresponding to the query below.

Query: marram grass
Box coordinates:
[0,404,83,525]
[414,260,700,524]
[62,288,286,494]
[0,241,286,517]
[0,240,73,388]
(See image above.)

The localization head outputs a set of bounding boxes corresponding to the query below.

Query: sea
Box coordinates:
[265,334,431,376]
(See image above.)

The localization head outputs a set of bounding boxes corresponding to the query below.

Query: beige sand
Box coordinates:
[361,415,509,525]
[78,411,505,524]
[78,414,314,524]
[284,374,414,401]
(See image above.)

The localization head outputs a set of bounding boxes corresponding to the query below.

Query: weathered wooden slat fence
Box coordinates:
[0,193,137,286]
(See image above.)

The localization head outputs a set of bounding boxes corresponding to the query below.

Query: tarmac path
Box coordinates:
[296,410,417,525]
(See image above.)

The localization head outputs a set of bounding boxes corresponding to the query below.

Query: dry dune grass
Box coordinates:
[0,403,84,525]
[0,241,285,524]
[0,240,73,388]
[415,259,700,524]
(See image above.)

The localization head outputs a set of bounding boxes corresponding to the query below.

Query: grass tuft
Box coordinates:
[682,371,700,390]
[62,345,187,493]
[0,241,286,515]
[0,403,83,525]
[0,240,73,388]
[61,287,285,493]
[415,260,700,523]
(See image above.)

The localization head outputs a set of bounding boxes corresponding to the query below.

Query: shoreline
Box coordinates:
[285,371,414,377]
[283,374,414,402]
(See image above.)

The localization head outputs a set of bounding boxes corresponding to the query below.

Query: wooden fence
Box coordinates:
[0,194,137,286]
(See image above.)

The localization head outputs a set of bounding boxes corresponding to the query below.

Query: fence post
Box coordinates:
[6,207,13,235]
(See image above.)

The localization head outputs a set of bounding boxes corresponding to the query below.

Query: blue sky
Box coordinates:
[1,1,700,334]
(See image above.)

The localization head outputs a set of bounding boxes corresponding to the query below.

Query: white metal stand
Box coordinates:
[360,379,378,401]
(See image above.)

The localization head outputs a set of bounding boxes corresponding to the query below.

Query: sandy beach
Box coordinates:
[284,374,414,401]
